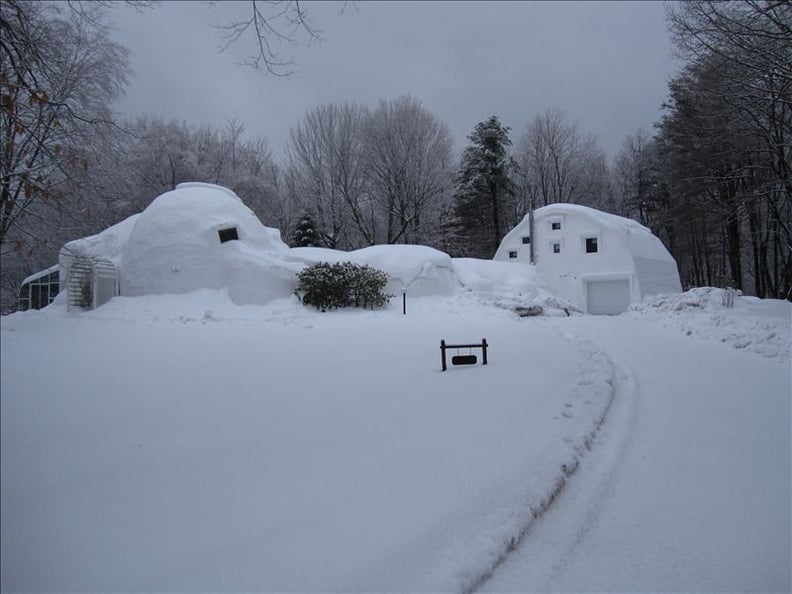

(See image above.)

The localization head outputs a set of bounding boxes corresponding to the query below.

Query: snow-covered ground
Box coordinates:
[1,288,789,592]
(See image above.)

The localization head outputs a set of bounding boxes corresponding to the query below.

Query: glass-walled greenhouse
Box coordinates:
[18,265,60,311]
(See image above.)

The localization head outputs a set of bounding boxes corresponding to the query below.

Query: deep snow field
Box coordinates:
[1,287,790,592]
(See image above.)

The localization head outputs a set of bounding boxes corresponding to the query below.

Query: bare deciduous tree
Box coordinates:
[517,109,610,208]
[287,102,368,248]
[363,95,453,245]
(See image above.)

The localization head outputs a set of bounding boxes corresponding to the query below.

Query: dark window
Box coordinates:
[586,237,598,253]
[553,242,561,254]
[218,227,239,243]
[521,236,531,244]
[551,222,561,230]
[508,250,518,259]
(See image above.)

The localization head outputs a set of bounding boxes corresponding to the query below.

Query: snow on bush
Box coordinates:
[630,287,791,360]
[295,261,392,311]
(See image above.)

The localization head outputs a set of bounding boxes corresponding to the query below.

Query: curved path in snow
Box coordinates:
[479,314,791,592]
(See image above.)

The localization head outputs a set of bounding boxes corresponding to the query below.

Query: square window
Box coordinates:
[551,222,561,230]
[218,227,239,243]
[508,250,518,259]
[586,237,598,253]
[521,236,531,244]
[552,242,561,254]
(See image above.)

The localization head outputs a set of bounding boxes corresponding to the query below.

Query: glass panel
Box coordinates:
[553,243,561,254]
[31,285,42,309]
[522,236,530,244]
[586,237,598,253]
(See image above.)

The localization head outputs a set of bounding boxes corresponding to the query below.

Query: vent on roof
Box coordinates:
[218,227,239,243]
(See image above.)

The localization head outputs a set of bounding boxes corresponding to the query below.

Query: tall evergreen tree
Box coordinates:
[452,116,516,258]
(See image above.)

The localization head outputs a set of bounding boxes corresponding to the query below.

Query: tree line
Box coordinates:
[2,0,790,310]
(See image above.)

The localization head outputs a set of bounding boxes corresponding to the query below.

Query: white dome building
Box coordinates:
[494,203,682,314]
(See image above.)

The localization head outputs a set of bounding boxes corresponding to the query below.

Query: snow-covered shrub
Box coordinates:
[295,262,392,311]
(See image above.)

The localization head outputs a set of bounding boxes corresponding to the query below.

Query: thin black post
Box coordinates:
[402,291,406,315]
[440,339,447,371]
[482,338,488,365]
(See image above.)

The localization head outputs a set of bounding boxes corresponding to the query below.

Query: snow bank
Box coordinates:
[630,288,791,360]
[452,258,578,316]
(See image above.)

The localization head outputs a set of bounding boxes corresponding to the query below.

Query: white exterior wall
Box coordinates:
[495,204,680,313]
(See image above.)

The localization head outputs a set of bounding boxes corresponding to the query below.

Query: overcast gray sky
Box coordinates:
[110,0,679,162]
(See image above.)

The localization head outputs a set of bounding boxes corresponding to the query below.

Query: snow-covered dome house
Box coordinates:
[120,183,299,304]
[494,204,681,314]
[59,183,302,309]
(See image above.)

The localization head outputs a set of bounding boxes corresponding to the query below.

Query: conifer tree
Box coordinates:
[291,211,320,247]
[452,116,516,258]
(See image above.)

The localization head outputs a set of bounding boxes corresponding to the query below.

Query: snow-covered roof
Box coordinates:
[533,203,653,236]
[59,213,141,267]
[21,264,59,286]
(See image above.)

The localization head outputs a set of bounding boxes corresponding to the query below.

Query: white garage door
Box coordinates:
[586,279,630,315]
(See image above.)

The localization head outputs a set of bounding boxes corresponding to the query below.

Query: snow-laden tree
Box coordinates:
[286,102,369,249]
[0,1,129,250]
[363,95,454,245]
[290,210,320,247]
[0,1,130,310]
[452,116,517,258]
[516,109,610,209]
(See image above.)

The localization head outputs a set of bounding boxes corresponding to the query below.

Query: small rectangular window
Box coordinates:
[551,222,561,230]
[586,237,598,253]
[218,227,239,243]
[508,250,518,259]
[553,242,561,254]
[521,236,531,244]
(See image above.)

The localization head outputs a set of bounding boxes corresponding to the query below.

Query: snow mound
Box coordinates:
[292,244,458,297]
[630,288,791,360]
[453,258,577,316]
[120,183,299,305]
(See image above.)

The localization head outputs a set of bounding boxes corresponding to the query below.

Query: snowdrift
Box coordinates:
[630,287,791,359]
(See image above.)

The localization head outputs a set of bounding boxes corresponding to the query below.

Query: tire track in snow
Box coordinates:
[462,327,634,594]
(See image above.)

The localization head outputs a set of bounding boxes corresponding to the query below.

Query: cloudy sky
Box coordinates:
[110,1,680,162]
